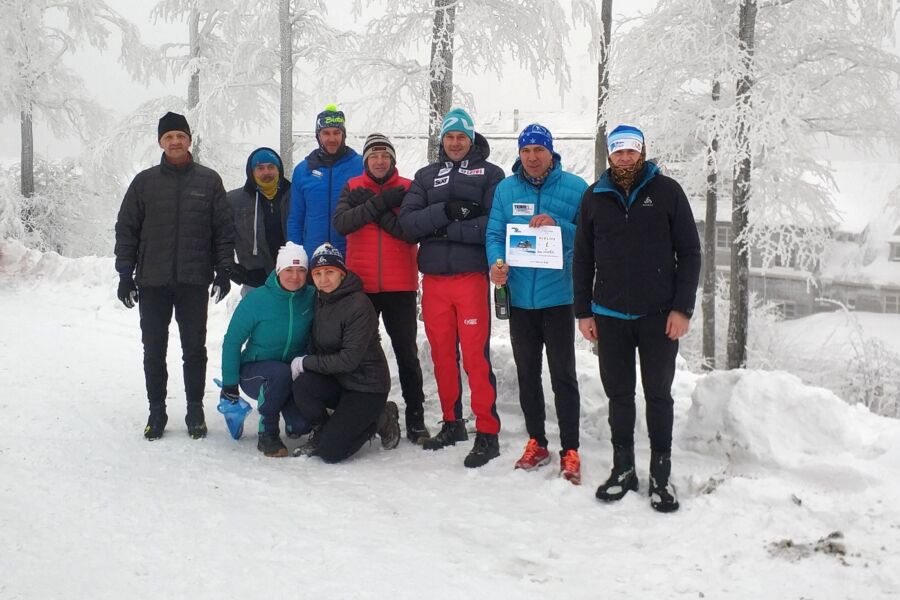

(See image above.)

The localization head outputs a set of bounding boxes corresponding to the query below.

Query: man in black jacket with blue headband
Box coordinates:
[573,124,701,513]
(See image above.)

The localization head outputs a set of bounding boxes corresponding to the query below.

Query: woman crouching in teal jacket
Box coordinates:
[220,242,315,457]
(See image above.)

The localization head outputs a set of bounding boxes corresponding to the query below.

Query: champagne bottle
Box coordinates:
[493,258,510,320]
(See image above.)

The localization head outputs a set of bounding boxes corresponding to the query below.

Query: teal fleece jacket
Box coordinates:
[221,269,315,386]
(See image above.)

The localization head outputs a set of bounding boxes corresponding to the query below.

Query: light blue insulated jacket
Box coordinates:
[486,157,587,310]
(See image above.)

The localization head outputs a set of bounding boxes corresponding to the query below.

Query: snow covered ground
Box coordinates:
[1,241,899,599]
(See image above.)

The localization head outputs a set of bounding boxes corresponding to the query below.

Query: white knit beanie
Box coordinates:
[275,242,308,274]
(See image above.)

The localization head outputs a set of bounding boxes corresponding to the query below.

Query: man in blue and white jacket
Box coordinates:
[287,104,363,255]
[486,123,587,485]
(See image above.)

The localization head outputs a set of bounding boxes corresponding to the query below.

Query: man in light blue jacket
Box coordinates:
[486,123,587,484]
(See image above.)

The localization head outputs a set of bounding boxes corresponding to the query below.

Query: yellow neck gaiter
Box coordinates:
[254,176,278,200]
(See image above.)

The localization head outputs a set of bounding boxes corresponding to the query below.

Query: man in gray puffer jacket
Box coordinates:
[226,147,291,295]
[114,112,234,442]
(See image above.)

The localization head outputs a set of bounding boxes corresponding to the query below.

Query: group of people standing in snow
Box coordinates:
[113,105,700,513]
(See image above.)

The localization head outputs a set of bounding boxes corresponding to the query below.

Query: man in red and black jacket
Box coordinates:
[399,108,505,469]
[332,133,429,444]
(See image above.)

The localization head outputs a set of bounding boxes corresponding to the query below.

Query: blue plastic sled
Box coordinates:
[213,378,253,440]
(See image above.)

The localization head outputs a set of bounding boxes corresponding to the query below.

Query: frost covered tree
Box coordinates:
[587,0,613,180]
[146,0,334,167]
[602,0,900,369]
[340,0,588,162]
[0,0,155,200]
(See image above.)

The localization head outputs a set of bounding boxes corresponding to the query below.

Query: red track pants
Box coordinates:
[421,273,500,434]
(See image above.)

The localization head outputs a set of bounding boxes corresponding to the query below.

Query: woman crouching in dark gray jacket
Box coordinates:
[290,243,400,462]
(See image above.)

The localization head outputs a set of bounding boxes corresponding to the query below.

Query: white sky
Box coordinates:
[0,0,659,162]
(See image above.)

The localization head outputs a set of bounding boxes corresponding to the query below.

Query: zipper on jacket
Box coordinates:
[530,184,543,306]
[328,168,334,244]
[172,168,182,282]
[282,291,295,360]
[253,191,260,256]
[377,182,384,292]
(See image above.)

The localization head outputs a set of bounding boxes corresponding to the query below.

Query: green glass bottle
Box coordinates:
[494,258,510,320]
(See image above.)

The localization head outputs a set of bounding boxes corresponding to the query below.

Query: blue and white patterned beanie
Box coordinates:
[607,125,644,155]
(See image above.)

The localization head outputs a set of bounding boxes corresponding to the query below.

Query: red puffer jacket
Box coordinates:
[333,169,419,293]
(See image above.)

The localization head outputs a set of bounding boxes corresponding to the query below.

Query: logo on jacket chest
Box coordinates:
[642,196,654,207]
[458,167,484,176]
[312,170,323,178]
[434,175,450,187]
[512,203,534,216]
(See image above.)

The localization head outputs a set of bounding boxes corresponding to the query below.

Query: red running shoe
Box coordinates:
[514,438,551,470]
[560,449,582,485]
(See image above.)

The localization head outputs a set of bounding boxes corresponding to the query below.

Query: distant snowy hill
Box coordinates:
[1,241,898,599]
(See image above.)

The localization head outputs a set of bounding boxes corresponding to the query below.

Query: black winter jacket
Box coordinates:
[399,133,504,275]
[302,271,391,394]
[115,154,233,287]
[573,162,701,319]
[226,148,291,286]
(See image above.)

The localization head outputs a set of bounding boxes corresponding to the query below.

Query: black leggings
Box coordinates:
[293,371,387,463]
[594,313,678,453]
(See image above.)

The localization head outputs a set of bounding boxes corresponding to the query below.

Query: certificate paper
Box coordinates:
[505,224,563,269]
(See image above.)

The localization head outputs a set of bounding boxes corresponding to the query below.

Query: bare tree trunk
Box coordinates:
[727,0,758,370]
[427,0,456,164]
[594,0,613,181]
[20,107,34,199]
[20,104,35,234]
[279,0,293,168]
[188,6,201,162]
[701,79,721,371]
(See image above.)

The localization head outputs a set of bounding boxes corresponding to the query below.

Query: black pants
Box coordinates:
[138,284,209,412]
[293,371,387,463]
[368,292,425,420]
[509,304,581,451]
[594,313,678,453]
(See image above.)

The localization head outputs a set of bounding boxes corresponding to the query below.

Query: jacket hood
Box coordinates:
[243,147,289,194]
[439,131,492,163]
[316,270,363,304]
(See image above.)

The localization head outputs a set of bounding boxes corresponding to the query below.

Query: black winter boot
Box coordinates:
[257,432,288,457]
[377,401,401,450]
[463,432,500,468]
[422,419,468,450]
[595,445,639,502]
[405,406,431,445]
[649,451,680,513]
[293,424,323,457]
[185,404,207,439]
[144,411,168,441]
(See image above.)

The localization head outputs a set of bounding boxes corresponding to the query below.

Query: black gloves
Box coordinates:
[230,264,267,288]
[380,186,406,209]
[348,187,375,206]
[370,193,389,214]
[244,268,268,288]
[228,263,248,285]
[445,200,482,221]
[117,274,138,308]
[211,271,231,303]
[221,384,240,403]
